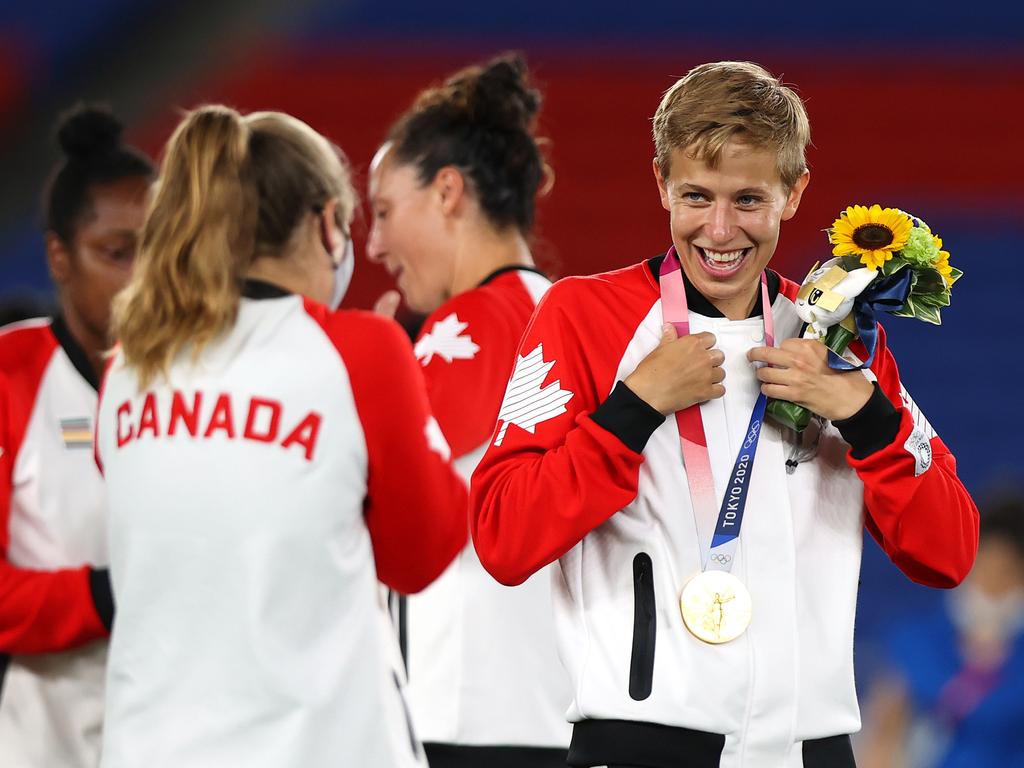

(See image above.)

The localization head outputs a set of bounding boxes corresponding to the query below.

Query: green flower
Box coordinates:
[899,226,941,268]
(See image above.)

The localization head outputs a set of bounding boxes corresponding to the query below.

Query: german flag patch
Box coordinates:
[60,417,93,450]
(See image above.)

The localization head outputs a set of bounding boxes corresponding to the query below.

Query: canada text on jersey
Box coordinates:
[114,391,321,460]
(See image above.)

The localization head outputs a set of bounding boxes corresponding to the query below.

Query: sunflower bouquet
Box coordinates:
[766,204,962,433]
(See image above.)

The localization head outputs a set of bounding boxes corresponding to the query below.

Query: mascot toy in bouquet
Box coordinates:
[768,204,962,433]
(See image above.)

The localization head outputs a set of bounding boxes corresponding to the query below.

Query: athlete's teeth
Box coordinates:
[702,249,745,263]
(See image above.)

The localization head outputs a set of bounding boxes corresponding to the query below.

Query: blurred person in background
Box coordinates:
[860,491,1024,768]
[367,54,572,767]
[96,105,467,768]
[0,104,153,768]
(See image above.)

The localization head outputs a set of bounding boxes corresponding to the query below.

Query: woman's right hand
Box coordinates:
[373,290,401,318]
[623,325,725,416]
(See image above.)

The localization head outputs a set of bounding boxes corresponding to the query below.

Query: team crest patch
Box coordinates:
[903,425,933,476]
[494,344,573,446]
[60,417,93,449]
[414,313,479,365]
[898,384,935,476]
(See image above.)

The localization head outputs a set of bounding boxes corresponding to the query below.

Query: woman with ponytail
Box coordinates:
[95,106,466,767]
[0,103,153,768]
[367,54,571,766]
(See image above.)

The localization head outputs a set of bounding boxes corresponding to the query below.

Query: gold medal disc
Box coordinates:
[680,571,752,644]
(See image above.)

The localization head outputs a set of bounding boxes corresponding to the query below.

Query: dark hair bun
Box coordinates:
[44,104,154,240]
[389,53,547,234]
[464,54,541,130]
[56,103,124,161]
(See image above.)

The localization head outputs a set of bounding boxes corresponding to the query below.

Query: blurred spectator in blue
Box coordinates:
[860,490,1024,768]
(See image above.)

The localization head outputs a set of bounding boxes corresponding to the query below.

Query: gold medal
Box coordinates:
[680,571,752,644]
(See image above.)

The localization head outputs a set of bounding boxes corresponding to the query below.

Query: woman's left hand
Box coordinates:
[747,339,874,421]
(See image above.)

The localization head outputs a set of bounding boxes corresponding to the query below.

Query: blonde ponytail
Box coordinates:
[114,105,356,388]
[113,105,257,388]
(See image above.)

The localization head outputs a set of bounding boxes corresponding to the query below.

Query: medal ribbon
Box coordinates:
[659,247,774,573]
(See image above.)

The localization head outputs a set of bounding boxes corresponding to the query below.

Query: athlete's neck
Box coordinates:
[59,302,106,382]
[246,232,325,302]
[712,282,761,321]
[675,261,762,320]
[246,258,312,298]
[449,227,534,297]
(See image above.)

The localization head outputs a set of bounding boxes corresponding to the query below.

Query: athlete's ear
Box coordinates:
[433,166,467,218]
[46,231,73,286]
[653,158,671,212]
[781,171,810,222]
[318,199,344,255]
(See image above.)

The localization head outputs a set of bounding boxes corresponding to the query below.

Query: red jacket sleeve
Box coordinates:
[0,369,109,655]
[846,325,979,587]
[469,280,653,586]
[313,305,468,594]
[414,293,521,459]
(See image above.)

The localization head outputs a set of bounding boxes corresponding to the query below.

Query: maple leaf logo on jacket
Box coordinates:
[414,313,480,365]
[494,344,574,446]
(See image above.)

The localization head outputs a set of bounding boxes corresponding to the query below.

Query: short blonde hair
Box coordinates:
[113,105,355,388]
[653,61,810,189]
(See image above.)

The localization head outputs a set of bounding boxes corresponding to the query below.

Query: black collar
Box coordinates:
[647,254,781,319]
[241,278,292,299]
[478,265,548,288]
[49,314,99,392]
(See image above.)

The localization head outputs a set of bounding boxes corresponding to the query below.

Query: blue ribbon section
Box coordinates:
[826,267,913,371]
[709,393,768,550]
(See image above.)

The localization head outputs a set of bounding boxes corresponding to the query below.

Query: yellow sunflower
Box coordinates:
[932,235,959,287]
[829,204,914,271]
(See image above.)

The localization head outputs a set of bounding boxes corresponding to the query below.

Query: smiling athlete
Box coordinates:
[368,54,571,768]
[470,61,978,768]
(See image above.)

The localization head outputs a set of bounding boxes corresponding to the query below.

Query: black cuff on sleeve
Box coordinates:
[590,381,666,454]
[89,568,114,631]
[832,382,901,459]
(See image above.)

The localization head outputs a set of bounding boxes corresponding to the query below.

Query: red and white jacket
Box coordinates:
[0,316,114,768]
[470,257,978,768]
[405,266,573,751]
[95,281,467,768]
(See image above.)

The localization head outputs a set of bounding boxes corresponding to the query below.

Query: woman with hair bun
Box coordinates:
[0,103,153,768]
[368,54,571,767]
[95,106,466,767]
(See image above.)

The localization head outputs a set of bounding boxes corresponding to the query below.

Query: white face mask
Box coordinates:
[949,584,1024,642]
[329,238,354,311]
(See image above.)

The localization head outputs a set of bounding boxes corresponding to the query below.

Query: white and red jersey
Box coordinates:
[405,266,573,751]
[0,316,113,768]
[470,257,979,768]
[95,281,467,768]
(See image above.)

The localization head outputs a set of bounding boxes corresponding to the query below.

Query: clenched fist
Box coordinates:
[624,325,725,416]
[748,338,873,421]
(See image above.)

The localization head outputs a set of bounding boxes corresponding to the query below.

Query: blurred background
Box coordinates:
[2,1,1022,764]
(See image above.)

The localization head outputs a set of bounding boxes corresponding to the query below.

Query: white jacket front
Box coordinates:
[471,259,978,768]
